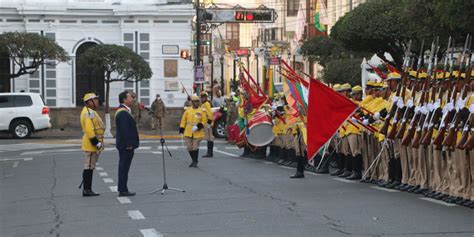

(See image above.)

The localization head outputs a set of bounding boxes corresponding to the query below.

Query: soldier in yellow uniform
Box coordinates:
[290,117,307,178]
[80,93,105,197]
[180,95,207,167]
[346,85,363,180]
[200,92,214,158]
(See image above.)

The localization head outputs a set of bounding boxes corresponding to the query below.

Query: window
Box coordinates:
[164,60,178,78]
[226,23,240,51]
[287,0,300,16]
[14,95,33,107]
[0,96,14,108]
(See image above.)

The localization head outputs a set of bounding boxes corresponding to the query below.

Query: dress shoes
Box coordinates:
[290,173,305,179]
[338,171,352,178]
[83,190,100,197]
[330,169,344,176]
[119,191,136,197]
[346,172,362,180]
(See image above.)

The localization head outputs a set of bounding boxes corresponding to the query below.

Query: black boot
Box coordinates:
[272,146,281,162]
[82,169,99,197]
[277,148,288,165]
[291,154,306,178]
[188,151,195,167]
[330,153,345,176]
[203,141,213,158]
[240,146,250,157]
[339,155,352,178]
[347,154,362,180]
[284,149,297,167]
[193,150,199,167]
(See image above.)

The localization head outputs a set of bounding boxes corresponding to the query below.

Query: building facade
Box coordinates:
[0,0,194,108]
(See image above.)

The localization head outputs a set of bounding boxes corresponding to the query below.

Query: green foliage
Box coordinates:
[78,44,152,83]
[322,58,361,86]
[78,44,152,112]
[300,36,347,67]
[0,32,68,78]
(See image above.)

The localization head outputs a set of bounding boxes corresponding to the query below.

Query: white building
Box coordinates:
[0,0,194,108]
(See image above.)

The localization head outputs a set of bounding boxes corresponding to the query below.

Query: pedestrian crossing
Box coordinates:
[0,143,76,152]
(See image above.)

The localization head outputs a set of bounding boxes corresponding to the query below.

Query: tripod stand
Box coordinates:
[150,133,185,195]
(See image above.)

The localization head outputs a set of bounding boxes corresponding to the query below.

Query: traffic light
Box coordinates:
[180,50,189,60]
[235,10,273,22]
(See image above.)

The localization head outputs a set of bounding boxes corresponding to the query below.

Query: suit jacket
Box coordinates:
[115,104,139,151]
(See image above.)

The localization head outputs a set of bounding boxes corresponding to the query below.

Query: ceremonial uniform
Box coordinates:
[200,92,214,158]
[150,95,166,132]
[180,95,206,167]
[80,93,104,197]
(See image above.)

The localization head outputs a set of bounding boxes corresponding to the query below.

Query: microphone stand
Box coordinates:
[150,131,185,195]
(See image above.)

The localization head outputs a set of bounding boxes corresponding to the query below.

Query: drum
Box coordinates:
[226,124,240,144]
[247,111,274,146]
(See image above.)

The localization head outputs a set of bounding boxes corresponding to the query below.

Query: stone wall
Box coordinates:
[49,107,184,132]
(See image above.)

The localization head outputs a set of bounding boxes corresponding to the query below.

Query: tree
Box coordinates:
[300,36,347,67]
[79,44,152,137]
[0,32,68,78]
[322,58,361,86]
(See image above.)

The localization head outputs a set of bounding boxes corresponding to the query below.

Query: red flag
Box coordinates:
[306,79,358,162]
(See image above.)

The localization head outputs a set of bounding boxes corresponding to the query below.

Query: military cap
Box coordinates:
[352,85,362,92]
[333,84,342,91]
[340,83,352,91]
[386,72,401,80]
[191,95,200,101]
[83,93,99,102]
[200,91,209,97]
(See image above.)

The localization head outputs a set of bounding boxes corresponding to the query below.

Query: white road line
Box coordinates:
[420,197,457,207]
[12,161,19,168]
[0,157,33,162]
[140,228,163,237]
[224,146,240,150]
[109,186,118,192]
[152,151,162,154]
[103,178,114,183]
[263,161,273,165]
[279,165,294,170]
[128,210,145,220]
[23,157,33,161]
[99,172,108,177]
[138,147,152,150]
[214,149,239,157]
[166,145,206,150]
[117,197,132,204]
[104,148,115,151]
[96,167,104,171]
[371,186,400,193]
[52,149,81,153]
[307,172,322,176]
[333,178,356,183]
[21,151,44,155]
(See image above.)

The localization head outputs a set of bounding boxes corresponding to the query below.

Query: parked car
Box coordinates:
[0,93,51,138]
[212,107,226,138]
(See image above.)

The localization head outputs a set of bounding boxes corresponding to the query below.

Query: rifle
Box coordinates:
[412,37,440,148]
[432,36,469,149]
[379,40,412,135]
[441,35,472,149]
[392,40,425,140]
[421,37,452,146]
[456,37,473,149]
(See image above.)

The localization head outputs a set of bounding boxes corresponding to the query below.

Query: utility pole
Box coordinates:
[195,0,201,93]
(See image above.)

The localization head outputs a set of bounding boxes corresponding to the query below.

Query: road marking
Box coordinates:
[21,151,44,155]
[52,149,82,153]
[152,151,162,154]
[214,149,239,157]
[333,178,356,183]
[12,161,19,168]
[109,186,118,192]
[263,161,273,165]
[23,157,33,161]
[128,210,145,220]
[166,145,207,150]
[307,172,322,176]
[96,167,104,171]
[140,228,163,237]
[420,197,457,207]
[104,148,115,151]
[138,147,151,150]
[371,186,400,193]
[99,172,108,177]
[0,157,33,162]
[117,197,132,204]
[279,165,294,170]
[224,146,240,150]
[103,178,114,183]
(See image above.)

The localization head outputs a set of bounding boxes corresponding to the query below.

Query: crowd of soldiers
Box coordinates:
[238,37,474,209]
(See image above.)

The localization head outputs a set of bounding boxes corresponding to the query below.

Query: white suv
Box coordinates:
[0,93,51,138]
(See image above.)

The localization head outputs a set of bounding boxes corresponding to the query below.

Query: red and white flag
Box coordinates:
[306,79,358,162]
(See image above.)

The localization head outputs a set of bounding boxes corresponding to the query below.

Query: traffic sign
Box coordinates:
[195,66,205,84]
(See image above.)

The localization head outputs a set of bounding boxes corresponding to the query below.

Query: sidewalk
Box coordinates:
[33,128,181,140]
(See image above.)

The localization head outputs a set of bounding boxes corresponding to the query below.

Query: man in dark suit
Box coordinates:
[115,91,140,196]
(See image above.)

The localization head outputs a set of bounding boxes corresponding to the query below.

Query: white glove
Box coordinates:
[469,104,474,113]
[406,99,414,108]
[443,102,454,114]
[397,98,405,109]
[96,142,103,150]
[207,124,211,129]
[420,105,428,115]
[433,99,441,110]
[271,105,277,110]
[455,98,467,111]
[414,106,420,114]
[351,117,358,123]
[373,112,381,120]
[392,96,400,103]
[363,119,369,126]
[192,125,198,132]
[427,102,434,112]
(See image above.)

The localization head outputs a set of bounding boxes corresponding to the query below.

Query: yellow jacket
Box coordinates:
[201,101,213,125]
[272,115,285,135]
[180,107,207,138]
[80,106,105,152]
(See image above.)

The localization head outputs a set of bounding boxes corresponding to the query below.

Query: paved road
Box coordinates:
[1,139,472,237]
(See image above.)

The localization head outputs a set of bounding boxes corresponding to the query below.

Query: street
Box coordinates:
[0,138,472,237]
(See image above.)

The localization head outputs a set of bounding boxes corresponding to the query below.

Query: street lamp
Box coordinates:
[219,55,224,96]
[209,55,214,100]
